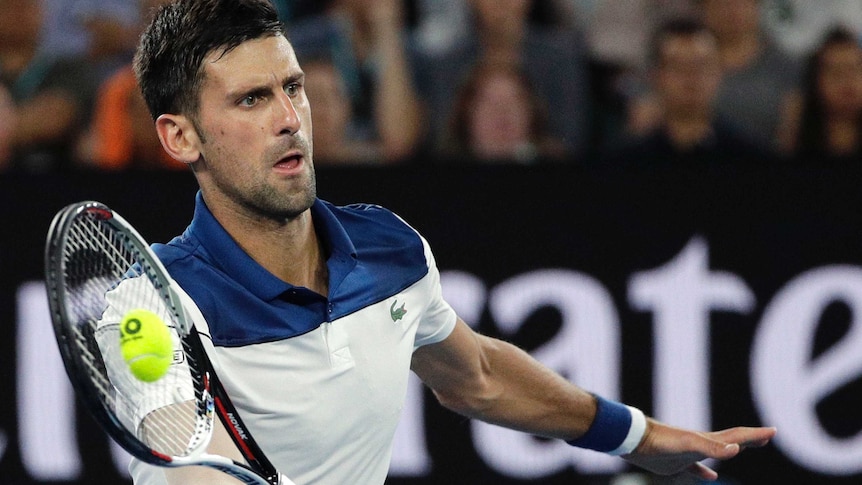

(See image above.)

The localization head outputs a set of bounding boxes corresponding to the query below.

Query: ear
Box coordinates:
[155,114,202,164]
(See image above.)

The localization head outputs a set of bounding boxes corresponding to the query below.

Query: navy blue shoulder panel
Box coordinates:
[153,200,428,346]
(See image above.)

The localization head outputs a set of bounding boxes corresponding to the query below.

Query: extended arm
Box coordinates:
[411,317,598,439]
[411,317,776,480]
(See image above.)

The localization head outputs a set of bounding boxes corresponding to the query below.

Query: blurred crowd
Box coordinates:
[1,0,862,172]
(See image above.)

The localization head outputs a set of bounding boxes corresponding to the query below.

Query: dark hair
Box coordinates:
[796,26,862,157]
[134,0,284,121]
[649,17,714,67]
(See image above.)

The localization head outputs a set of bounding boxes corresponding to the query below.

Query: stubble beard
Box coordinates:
[205,133,318,223]
[246,167,317,222]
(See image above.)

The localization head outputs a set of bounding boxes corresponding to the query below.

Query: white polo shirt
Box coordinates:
[129,193,457,485]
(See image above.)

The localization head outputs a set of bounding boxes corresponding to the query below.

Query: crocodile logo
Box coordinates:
[390,300,407,322]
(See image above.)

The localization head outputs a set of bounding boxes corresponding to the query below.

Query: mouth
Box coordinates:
[273,150,305,174]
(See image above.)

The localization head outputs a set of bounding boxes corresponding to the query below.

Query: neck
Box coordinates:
[209,199,329,296]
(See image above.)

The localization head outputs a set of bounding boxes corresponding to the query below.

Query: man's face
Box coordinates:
[191,35,316,221]
[656,33,722,118]
[468,70,533,159]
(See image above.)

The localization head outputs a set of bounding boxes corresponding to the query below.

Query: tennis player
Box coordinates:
[131,0,776,483]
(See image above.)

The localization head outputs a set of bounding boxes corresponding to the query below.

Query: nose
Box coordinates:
[274,89,301,136]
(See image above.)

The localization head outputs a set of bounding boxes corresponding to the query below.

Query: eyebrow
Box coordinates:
[284,72,305,87]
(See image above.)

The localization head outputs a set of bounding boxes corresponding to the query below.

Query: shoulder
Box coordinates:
[320,199,433,283]
[323,201,424,248]
[151,231,207,280]
[325,200,402,223]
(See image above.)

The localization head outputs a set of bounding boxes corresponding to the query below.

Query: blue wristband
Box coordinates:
[567,396,636,453]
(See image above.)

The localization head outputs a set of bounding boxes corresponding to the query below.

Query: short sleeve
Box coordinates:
[413,236,457,349]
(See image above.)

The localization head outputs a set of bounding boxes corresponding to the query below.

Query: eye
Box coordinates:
[239,94,261,107]
[285,83,300,97]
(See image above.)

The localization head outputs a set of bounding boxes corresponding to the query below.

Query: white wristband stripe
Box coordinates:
[608,406,647,456]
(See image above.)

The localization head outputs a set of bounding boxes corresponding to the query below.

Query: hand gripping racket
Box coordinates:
[44,201,295,485]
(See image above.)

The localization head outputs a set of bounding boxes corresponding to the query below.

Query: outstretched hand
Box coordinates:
[622,419,776,481]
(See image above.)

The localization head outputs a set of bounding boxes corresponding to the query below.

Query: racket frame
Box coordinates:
[45,201,284,485]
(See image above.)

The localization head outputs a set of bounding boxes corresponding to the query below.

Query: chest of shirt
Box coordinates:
[208,290,427,431]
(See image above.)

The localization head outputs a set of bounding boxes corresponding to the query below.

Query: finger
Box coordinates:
[712,426,777,446]
[687,461,718,481]
[706,442,741,460]
[698,427,776,460]
[738,439,770,451]
[740,429,777,449]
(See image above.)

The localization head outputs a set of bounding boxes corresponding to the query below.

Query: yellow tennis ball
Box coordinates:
[119,309,173,382]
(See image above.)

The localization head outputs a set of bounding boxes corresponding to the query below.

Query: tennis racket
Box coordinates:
[44,200,294,485]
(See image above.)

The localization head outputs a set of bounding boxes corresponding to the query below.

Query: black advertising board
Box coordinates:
[1,162,860,484]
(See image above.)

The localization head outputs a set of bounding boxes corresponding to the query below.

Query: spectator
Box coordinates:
[38,0,137,62]
[37,0,143,95]
[443,60,564,163]
[78,0,184,170]
[414,0,591,161]
[551,0,700,154]
[786,27,862,163]
[287,0,423,163]
[300,54,380,164]
[410,0,470,57]
[702,0,801,153]
[606,18,765,166]
[0,0,99,172]
[81,65,184,170]
[555,0,698,74]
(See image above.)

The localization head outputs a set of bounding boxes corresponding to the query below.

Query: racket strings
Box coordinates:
[140,395,205,456]
[59,211,210,459]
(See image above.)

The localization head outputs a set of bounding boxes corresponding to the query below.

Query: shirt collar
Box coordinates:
[188,191,357,301]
